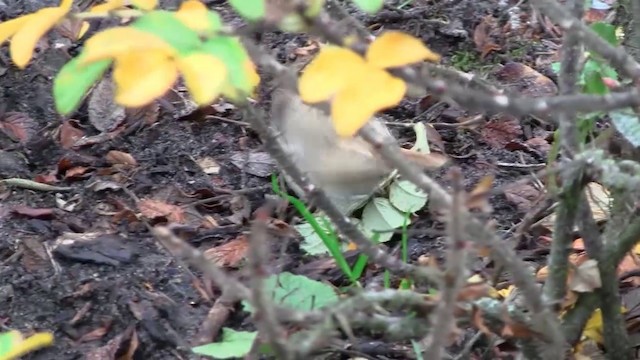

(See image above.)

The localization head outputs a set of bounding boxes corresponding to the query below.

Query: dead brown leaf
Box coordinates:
[88,77,126,133]
[59,120,86,149]
[0,112,38,144]
[137,198,185,223]
[125,101,160,126]
[203,235,249,268]
[11,206,55,219]
[480,115,523,148]
[502,182,543,213]
[78,319,113,343]
[493,62,558,98]
[106,150,138,167]
[400,148,449,169]
[64,166,93,180]
[473,15,502,58]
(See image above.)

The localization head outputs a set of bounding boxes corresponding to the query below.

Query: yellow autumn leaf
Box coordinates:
[78,21,90,40]
[497,285,515,299]
[221,59,260,100]
[10,7,68,69]
[131,0,158,10]
[0,14,35,45]
[89,0,126,12]
[79,27,176,65]
[633,241,640,255]
[175,0,210,32]
[59,0,74,11]
[113,50,178,107]
[177,53,227,105]
[298,46,368,104]
[0,331,54,360]
[366,31,441,69]
[331,67,406,137]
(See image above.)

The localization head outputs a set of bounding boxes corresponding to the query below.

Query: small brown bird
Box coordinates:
[270,88,394,214]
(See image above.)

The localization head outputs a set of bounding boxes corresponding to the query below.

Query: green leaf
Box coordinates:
[192,328,257,359]
[610,109,640,147]
[590,22,618,46]
[0,331,20,356]
[228,0,265,21]
[389,179,428,213]
[583,71,608,95]
[361,197,409,242]
[132,10,202,55]
[53,57,111,115]
[242,272,338,313]
[202,36,254,93]
[352,0,384,13]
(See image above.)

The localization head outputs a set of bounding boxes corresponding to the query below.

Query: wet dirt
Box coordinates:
[0,0,555,359]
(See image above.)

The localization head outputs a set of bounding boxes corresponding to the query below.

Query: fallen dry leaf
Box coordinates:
[88,76,126,133]
[493,62,558,98]
[0,112,38,144]
[137,199,185,223]
[203,235,249,268]
[64,166,93,180]
[105,150,137,167]
[473,15,502,58]
[503,182,543,213]
[59,120,86,149]
[480,115,523,148]
[569,259,601,293]
[11,206,55,219]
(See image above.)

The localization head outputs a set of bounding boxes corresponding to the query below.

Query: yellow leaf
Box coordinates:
[59,0,74,11]
[298,46,368,104]
[10,7,68,69]
[79,27,175,64]
[331,67,406,137]
[177,53,227,105]
[89,0,126,12]
[633,241,640,255]
[366,31,441,69]
[497,285,515,299]
[221,59,260,101]
[0,331,54,360]
[175,0,210,32]
[78,21,90,40]
[0,14,35,45]
[113,50,178,107]
[131,0,158,10]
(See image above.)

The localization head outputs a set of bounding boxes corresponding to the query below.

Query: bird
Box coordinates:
[270,88,394,215]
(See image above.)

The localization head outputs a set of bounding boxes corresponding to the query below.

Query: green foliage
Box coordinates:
[228,0,265,21]
[131,11,203,54]
[361,197,410,243]
[202,36,255,94]
[352,0,385,13]
[389,179,428,213]
[192,328,257,359]
[242,272,339,313]
[271,175,368,283]
[53,57,111,114]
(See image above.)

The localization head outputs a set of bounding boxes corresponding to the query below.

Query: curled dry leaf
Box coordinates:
[105,150,138,167]
[399,148,449,169]
[203,235,249,268]
[503,182,543,213]
[540,182,610,228]
[0,112,38,144]
[473,15,502,58]
[229,151,277,178]
[493,62,558,98]
[480,114,523,148]
[59,120,86,149]
[137,199,185,223]
[569,259,602,293]
[88,76,126,133]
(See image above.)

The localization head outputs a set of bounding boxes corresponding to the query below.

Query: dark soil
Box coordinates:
[0,0,560,359]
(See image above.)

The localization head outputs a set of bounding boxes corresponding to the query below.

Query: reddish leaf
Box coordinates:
[493,62,558,98]
[12,206,55,219]
[34,172,58,184]
[105,150,138,167]
[0,112,38,143]
[502,182,543,213]
[480,115,523,148]
[473,15,501,58]
[203,235,249,268]
[59,120,86,149]
[137,199,185,223]
[78,319,112,343]
[64,166,93,179]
